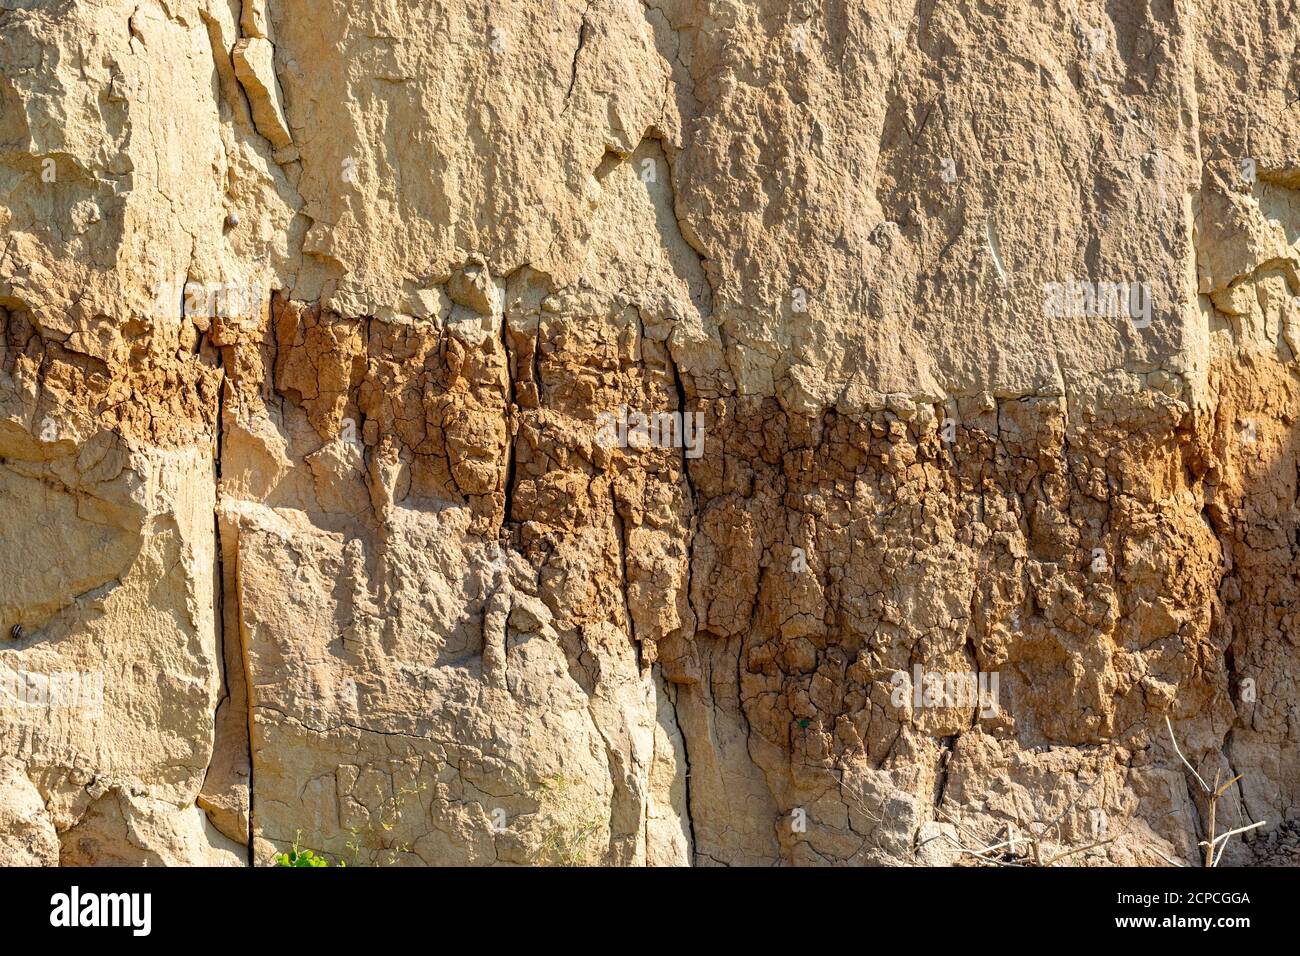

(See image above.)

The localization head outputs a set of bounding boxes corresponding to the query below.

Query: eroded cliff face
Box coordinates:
[2,0,1300,866]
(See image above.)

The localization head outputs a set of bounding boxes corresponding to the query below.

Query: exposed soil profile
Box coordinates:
[2,0,1300,869]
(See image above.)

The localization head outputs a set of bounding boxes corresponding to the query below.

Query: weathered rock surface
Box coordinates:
[2,0,1300,866]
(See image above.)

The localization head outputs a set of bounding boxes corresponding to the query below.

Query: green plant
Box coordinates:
[537,776,606,866]
[273,831,340,867]
[344,780,428,866]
